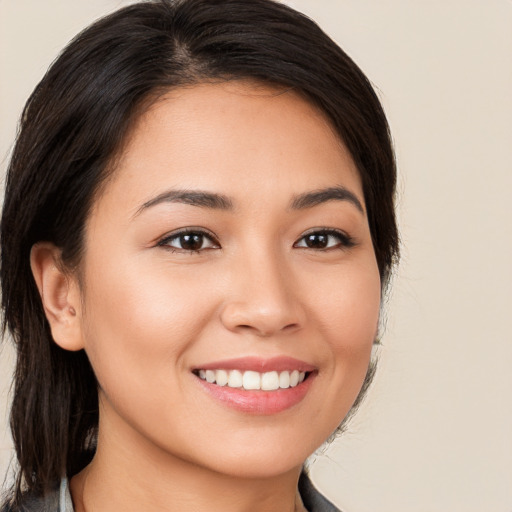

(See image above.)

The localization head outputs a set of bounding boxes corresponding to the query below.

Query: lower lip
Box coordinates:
[195,373,315,414]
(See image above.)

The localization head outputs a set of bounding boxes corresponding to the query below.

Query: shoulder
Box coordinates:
[1,492,58,512]
[1,479,71,512]
[299,471,343,512]
[1,490,59,512]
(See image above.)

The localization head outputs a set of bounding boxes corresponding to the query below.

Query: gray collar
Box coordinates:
[58,478,73,512]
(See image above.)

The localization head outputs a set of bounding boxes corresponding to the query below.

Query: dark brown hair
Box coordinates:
[1,0,398,505]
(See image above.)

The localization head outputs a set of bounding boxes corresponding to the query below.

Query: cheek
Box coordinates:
[78,255,218,393]
[310,257,381,351]
[305,257,381,417]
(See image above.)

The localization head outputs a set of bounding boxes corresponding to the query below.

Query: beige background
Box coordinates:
[1,1,511,510]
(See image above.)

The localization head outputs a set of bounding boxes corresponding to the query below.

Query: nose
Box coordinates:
[219,252,305,338]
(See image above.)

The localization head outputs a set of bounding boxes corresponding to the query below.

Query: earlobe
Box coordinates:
[30,242,84,351]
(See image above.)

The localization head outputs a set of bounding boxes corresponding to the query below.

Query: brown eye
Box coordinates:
[294,229,355,250]
[304,233,329,249]
[159,230,219,252]
[179,233,205,251]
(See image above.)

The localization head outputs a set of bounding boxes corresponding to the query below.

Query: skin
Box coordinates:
[31,81,381,511]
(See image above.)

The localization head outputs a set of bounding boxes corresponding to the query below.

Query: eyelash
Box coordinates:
[157,228,355,253]
[157,228,220,253]
[293,228,356,251]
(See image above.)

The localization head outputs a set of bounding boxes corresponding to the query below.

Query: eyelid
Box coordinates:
[293,227,356,249]
[155,226,355,252]
[157,227,220,250]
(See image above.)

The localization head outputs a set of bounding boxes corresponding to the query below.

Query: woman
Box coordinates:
[0,0,398,510]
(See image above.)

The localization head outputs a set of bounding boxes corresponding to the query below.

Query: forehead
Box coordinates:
[91,81,363,220]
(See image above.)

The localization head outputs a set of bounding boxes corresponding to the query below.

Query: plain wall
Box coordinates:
[1,1,511,511]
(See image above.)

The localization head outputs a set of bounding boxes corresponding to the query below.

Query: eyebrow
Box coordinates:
[134,185,364,218]
[134,189,234,217]
[290,186,364,214]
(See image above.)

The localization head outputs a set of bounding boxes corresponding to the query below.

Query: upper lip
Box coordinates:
[193,356,316,373]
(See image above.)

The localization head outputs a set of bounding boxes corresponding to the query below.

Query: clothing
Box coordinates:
[298,472,342,512]
[3,472,341,512]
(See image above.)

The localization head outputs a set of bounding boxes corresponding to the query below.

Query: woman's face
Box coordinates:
[76,81,381,478]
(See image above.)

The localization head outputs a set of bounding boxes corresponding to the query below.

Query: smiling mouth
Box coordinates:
[193,369,309,391]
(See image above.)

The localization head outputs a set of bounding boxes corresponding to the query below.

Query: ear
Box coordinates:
[30,242,84,351]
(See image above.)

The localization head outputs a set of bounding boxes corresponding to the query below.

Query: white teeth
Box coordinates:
[228,369,243,388]
[197,369,308,390]
[261,371,279,391]
[242,371,261,390]
[279,371,290,389]
[215,369,229,386]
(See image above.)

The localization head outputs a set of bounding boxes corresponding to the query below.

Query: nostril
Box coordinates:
[236,322,300,337]
[220,300,305,337]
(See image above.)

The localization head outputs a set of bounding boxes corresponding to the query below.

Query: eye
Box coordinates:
[158,229,220,253]
[294,229,355,250]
